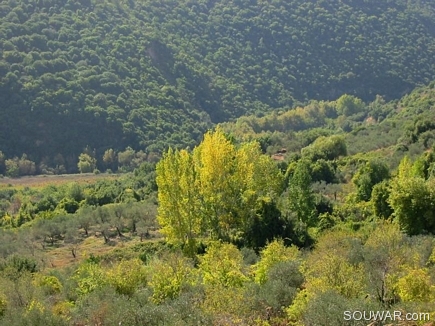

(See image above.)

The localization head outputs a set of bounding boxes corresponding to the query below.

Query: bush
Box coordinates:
[252,260,304,316]
[303,290,380,326]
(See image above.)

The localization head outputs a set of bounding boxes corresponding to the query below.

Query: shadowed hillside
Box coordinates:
[1,0,435,170]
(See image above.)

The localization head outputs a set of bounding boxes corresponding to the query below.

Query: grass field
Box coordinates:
[0,173,120,189]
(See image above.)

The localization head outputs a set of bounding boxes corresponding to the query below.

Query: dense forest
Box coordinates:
[1,0,435,170]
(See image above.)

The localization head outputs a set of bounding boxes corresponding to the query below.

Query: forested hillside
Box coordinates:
[1,0,435,172]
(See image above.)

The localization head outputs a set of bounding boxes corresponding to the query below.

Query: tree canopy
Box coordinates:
[1,0,435,168]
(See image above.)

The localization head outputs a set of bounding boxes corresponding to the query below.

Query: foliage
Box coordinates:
[1,63,435,326]
[77,153,96,174]
[0,292,6,317]
[396,268,434,302]
[363,222,406,306]
[287,160,317,226]
[301,135,347,161]
[370,180,393,219]
[4,155,36,177]
[352,159,390,201]
[156,128,283,249]
[303,230,367,299]
[302,290,378,326]
[0,254,38,279]
[336,94,365,117]
[253,239,300,285]
[2,0,435,169]
[243,199,292,250]
[148,252,196,304]
[389,167,435,235]
[253,260,304,315]
[73,262,107,296]
[33,274,62,295]
[106,258,148,296]
[199,241,248,288]
[156,148,202,255]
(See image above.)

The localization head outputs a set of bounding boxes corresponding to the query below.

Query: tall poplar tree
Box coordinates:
[288,160,316,226]
[156,148,202,255]
[156,128,283,248]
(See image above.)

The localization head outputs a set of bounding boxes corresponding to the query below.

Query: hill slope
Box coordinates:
[220,81,435,171]
[1,0,435,168]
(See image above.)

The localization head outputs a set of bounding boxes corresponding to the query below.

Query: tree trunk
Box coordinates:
[116,227,123,237]
[102,231,109,244]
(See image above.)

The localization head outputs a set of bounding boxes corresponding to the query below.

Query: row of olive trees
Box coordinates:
[2,201,157,261]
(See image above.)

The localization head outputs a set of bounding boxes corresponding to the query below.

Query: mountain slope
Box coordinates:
[1,0,435,169]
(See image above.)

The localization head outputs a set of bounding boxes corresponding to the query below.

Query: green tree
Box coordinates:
[301,135,347,161]
[353,160,390,201]
[389,159,434,235]
[107,203,127,237]
[396,268,433,302]
[0,151,5,175]
[288,160,316,226]
[371,180,393,219]
[5,159,19,177]
[73,262,107,296]
[193,129,242,240]
[77,153,96,173]
[17,154,36,176]
[244,199,287,250]
[310,159,336,183]
[0,292,6,317]
[363,222,405,306]
[411,151,435,179]
[156,148,202,256]
[335,94,365,116]
[254,260,304,316]
[148,253,196,304]
[102,148,117,172]
[117,147,135,172]
[76,207,94,236]
[156,129,283,249]
[106,259,148,296]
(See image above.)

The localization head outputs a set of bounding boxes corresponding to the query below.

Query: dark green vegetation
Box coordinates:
[1,0,435,172]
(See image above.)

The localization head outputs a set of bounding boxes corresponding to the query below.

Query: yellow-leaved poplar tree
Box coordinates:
[156,127,283,247]
[156,148,202,255]
[193,128,240,239]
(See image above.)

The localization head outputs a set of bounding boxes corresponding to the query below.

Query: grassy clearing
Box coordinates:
[0,173,120,190]
[43,231,163,269]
